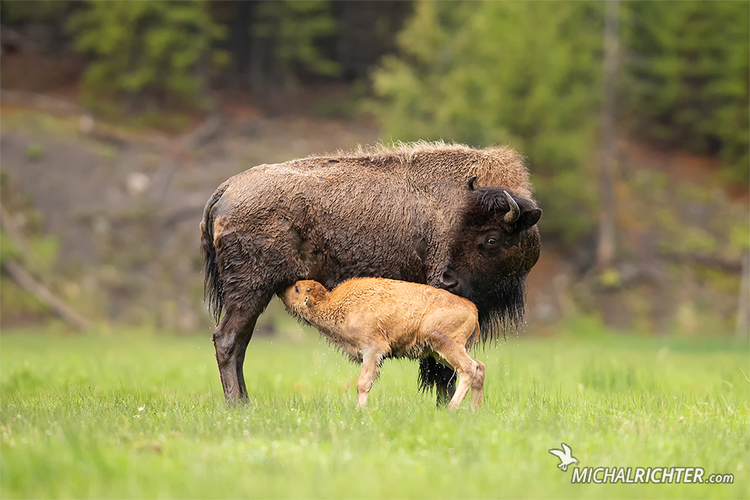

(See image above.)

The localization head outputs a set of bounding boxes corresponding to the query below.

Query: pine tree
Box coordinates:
[623,1,749,181]
[372,1,605,241]
[68,1,228,113]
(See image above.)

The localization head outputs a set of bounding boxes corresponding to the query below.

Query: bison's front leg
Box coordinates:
[213,297,269,403]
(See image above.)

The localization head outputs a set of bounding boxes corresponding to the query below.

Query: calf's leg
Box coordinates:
[469,360,485,409]
[441,348,484,411]
[356,352,382,409]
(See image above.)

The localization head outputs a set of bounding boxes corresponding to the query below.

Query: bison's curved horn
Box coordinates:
[467,175,478,191]
[503,190,520,224]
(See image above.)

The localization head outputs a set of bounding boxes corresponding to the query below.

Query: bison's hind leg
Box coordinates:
[213,297,270,403]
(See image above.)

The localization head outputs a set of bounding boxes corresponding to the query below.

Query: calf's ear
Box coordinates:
[518,208,542,231]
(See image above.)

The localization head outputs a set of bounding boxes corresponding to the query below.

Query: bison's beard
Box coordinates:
[466,274,527,343]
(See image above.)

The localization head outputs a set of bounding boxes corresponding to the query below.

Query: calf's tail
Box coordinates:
[201,184,228,324]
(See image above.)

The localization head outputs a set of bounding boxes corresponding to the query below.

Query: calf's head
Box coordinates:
[283,280,327,313]
[440,178,542,338]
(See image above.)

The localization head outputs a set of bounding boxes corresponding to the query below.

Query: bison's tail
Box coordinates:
[201,184,227,324]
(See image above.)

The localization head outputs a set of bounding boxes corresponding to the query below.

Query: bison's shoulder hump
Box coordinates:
[324,142,533,195]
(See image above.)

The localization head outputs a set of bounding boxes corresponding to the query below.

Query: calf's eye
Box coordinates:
[294,285,299,293]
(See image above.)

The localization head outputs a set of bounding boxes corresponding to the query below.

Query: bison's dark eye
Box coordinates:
[477,232,502,250]
[294,285,299,293]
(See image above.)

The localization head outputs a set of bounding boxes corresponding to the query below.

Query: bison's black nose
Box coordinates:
[440,269,458,290]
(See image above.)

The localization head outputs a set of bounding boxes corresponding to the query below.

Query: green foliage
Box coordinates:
[371,1,604,242]
[68,1,227,112]
[0,278,51,318]
[0,230,18,262]
[622,1,750,182]
[632,166,745,261]
[729,222,750,252]
[25,143,45,161]
[28,234,60,270]
[254,0,340,85]
[1,332,748,498]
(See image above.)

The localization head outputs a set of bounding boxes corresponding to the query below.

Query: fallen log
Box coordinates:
[1,258,91,332]
[1,203,91,332]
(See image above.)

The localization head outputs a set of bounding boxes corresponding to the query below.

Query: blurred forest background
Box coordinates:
[0,0,748,339]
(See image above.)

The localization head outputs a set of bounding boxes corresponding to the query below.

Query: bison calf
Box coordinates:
[282,278,485,410]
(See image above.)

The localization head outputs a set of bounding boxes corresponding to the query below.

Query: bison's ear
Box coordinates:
[518,208,542,231]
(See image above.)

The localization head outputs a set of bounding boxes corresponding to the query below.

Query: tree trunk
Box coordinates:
[596,0,619,270]
[738,252,749,339]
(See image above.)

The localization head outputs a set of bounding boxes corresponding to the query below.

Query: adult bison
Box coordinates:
[201,142,542,404]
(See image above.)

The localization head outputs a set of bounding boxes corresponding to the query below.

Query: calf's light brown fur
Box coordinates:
[283,278,485,410]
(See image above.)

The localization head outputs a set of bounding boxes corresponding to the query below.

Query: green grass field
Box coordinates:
[1,326,748,499]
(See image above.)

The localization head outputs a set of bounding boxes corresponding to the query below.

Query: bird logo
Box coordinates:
[549,443,579,471]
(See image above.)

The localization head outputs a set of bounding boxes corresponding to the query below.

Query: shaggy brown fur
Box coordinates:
[201,141,541,404]
[283,278,485,410]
